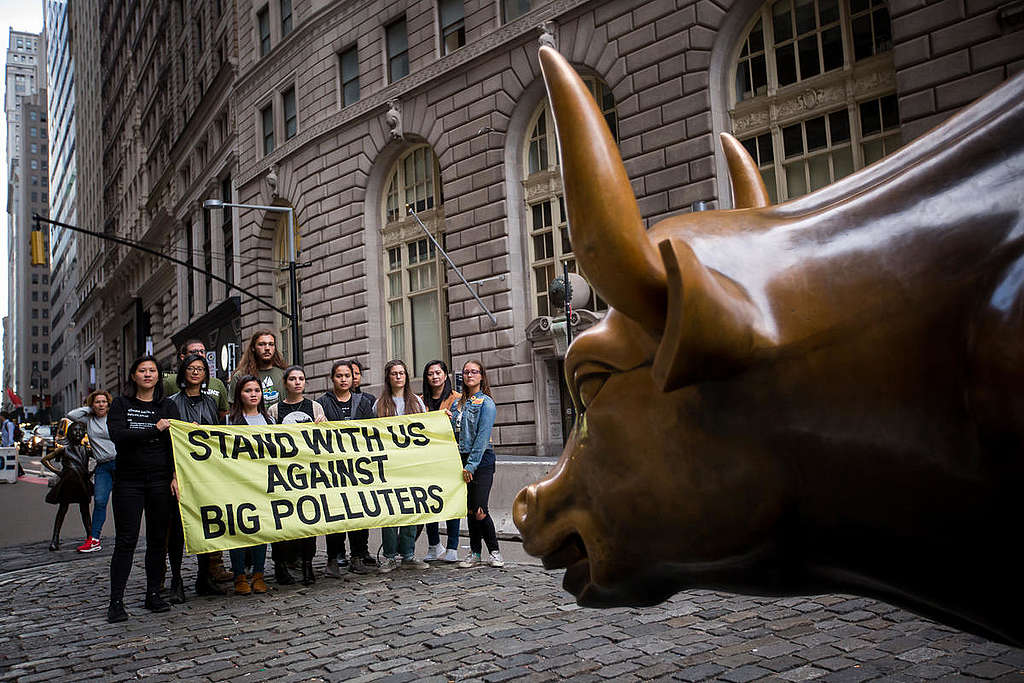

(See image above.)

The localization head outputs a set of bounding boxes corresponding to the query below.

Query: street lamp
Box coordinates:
[203,199,302,365]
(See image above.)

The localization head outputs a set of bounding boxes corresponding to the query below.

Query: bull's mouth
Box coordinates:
[540,533,592,597]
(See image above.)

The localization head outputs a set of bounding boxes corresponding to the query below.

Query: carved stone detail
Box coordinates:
[385,99,403,141]
[539,21,557,50]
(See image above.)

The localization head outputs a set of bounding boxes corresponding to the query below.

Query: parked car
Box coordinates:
[27,424,54,457]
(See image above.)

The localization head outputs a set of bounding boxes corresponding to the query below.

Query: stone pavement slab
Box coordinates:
[0,543,1022,682]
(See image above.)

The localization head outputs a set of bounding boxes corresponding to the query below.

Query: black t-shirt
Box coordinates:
[317,392,374,421]
[108,395,180,477]
[277,398,316,424]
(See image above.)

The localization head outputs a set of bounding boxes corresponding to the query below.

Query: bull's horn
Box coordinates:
[721,132,771,209]
[539,45,667,332]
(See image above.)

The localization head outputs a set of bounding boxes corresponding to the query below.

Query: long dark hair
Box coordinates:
[176,353,210,391]
[421,359,453,411]
[229,374,272,424]
[457,360,492,410]
[125,355,164,401]
[376,359,423,417]
[234,329,287,378]
[282,365,306,400]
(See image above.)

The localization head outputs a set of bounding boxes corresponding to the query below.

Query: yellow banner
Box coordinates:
[169,412,466,554]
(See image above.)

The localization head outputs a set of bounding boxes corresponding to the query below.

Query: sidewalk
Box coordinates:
[1,534,1022,681]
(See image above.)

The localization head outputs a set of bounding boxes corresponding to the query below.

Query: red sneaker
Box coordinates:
[77,538,101,553]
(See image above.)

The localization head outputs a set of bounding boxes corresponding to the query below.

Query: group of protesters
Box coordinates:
[50,329,502,624]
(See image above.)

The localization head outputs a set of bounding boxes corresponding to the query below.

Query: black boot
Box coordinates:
[302,560,315,586]
[107,600,129,623]
[195,557,226,596]
[168,577,186,604]
[49,533,60,551]
[144,591,171,613]
[274,563,295,585]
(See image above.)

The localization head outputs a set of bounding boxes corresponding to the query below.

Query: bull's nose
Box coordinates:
[513,484,537,535]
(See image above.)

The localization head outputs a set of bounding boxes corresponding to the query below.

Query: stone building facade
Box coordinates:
[226,0,1023,457]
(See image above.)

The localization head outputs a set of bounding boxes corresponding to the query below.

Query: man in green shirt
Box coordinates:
[228,330,287,408]
[162,339,229,418]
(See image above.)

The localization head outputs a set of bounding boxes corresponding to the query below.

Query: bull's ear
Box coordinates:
[721,133,771,209]
[652,238,772,390]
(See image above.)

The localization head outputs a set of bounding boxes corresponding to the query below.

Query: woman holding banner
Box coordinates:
[268,365,326,586]
[317,360,377,577]
[374,359,430,573]
[225,376,273,595]
[168,353,226,600]
[420,360,462,563]
[106,355,181,623]
[454,361,504,569]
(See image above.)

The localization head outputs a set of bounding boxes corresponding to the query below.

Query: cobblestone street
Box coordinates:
[1,539,1022,682]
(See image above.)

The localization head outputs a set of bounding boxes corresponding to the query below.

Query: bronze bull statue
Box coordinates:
[513,46,1024,647]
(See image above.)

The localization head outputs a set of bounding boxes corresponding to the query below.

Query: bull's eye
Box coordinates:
[573,362,612,410]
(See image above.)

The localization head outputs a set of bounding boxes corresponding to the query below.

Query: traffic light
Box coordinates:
[30,230,47,266]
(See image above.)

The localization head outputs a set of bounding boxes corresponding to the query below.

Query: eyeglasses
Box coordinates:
[186,366,206,374]
[463,369,481,375]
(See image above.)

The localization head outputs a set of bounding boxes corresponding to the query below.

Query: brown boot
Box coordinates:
[251,572,268,594]
[233,574,251,595]
[208,553,233,582]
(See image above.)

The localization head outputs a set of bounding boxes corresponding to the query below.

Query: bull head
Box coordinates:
[514,46,1024,646]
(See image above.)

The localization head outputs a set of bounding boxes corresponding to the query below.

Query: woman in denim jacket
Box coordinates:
[453,360,503,568]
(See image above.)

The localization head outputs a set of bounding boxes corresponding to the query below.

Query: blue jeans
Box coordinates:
[426,519,461,550]
[91,461,115,539]
[229,545,267,575]
[381,526,417,559]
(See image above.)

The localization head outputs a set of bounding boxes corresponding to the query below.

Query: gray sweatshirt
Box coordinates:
[66,406,117,464]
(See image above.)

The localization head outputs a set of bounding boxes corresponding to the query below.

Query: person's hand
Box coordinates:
[315,415,327,423]
[462,469,473,483]
[171,478,179,500]
[156,419,171,431]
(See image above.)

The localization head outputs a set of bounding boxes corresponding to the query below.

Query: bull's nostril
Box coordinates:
[512,484,537,533]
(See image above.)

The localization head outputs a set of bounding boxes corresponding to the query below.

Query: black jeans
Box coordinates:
[466,462,498,554]
[168,499,184,581]
[109,471,172,602]
[326,529,370,559]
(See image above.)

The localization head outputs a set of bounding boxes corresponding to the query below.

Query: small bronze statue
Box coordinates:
[42,421,93,551]
[514,46,1024,646]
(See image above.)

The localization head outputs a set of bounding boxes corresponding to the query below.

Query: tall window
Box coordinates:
[261,104,274,155]
[503,0,530,22]
[524,76,614,317]
[438,0,465,55]
[280,0,293,36]
[273,210,301,363]
[381,146,448,373]
[282,86,297,139]
[730,0,899,202]
[257,6,271,56]
[339,47,360,107]
[222,176,234,287]
[386,18,409,83]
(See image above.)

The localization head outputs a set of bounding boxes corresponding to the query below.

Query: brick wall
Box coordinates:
[891,0,1024,141]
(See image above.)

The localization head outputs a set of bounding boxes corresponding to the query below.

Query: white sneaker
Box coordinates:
[442,549,459,563]
[401,557,430,569]
[378,556,399,574]
[488,551,505,568]
[324,559,342,578]
[423,544,443,561]
[458,553,481,568]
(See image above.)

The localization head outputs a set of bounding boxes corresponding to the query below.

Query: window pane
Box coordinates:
[822,26,843,71]
[819,0,839,24]
[860,99,881,135]
[411,292,442,372]
[786,162,807,196]
[798,35,820,79]
[776,43,797,86]
[749,19,764,52]
[863,138,884,165]
[881,94,899,130]
[503,0,530,22]
[808,154,830,190]
[874,8,892,53]
[794,0,815,34]
[389,272,402,297]
[751,55,768,95]
[833,146,854,179]
[852,14,873,61]
[762,169,779,203]
[805,116,827,151]
[829,109,850,143]
[783,123,803,158]
[773,1,793,43]
[758,132,774,163]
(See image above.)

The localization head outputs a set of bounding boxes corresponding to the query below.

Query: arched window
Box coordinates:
[523,75,614,318]
[272,210,301,363]
[730,0,899,202]
[381,145,448,374]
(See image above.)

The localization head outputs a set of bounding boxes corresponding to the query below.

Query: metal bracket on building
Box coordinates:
[406,205,498,326]
[470,274,506,291]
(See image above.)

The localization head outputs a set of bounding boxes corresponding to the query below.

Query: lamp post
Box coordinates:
[202,200,301,365]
